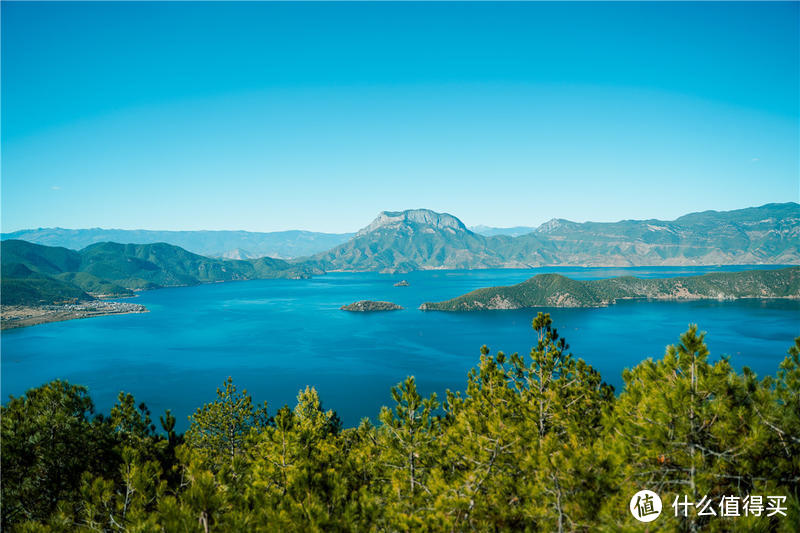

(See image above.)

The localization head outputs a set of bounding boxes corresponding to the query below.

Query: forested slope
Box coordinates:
[421,267,800,310]
[1,240,318,305]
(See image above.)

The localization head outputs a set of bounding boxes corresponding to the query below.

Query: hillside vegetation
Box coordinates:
[1,240,319,305]
[421,267,800,310]
[1,263,94,305]
[3,319,799,531]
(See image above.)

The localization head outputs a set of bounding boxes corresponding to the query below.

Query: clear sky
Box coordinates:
[2,1,798,233]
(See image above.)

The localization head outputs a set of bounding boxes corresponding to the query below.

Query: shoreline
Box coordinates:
[323,263,799,274]
[1,301,148,330]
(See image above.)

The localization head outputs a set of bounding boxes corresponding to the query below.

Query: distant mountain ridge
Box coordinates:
[0,228,354,259]
[4,203,798,275]
[314,203,800,273]
[470,225,537,237]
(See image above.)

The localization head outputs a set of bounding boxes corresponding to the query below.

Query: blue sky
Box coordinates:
[2,1,798,233]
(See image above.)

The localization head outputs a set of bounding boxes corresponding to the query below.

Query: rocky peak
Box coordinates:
[356,209,468,237]
[535,218,572,233]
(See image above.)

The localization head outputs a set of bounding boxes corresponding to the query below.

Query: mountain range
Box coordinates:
[2,203,798,288]
[313,203,800,273]
[0,228,354,259]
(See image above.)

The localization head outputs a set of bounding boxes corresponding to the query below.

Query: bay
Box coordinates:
[2,266,798,430]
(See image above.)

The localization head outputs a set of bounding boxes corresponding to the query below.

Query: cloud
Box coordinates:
[51,185,61,190]
[750,158,760,163]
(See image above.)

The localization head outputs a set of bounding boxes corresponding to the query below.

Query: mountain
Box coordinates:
[312,209,514,273]
[5,203,797,277]
[315,203,800,272]
[420,267,800,310]
[515,202,800,266]
[470,225,536,237]
[1,240,319,305]
[0,228,354,259]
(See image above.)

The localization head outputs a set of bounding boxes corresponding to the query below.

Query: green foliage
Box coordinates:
[185,377,270,472]
[54,271,133,297]
[1,381,98,528]
[3,324,799,531]
[1,274,92,305]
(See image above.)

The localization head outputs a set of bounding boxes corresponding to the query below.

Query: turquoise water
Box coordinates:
[2,266,798,430]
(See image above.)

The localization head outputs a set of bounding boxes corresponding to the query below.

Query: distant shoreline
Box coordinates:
[322,263,799,274]
[1,302,148,330]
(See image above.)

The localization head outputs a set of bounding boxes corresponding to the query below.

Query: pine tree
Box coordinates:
[603,325,765,531]
[437,345,529,530]
[1,381,102,528]
[511,313,613,532]
[378,376,442,529]
[185,377,270,473]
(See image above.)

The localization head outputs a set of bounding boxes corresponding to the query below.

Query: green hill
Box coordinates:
[1,263,94,305]
[1,240,82,275]
[420,267,800,310]
[1,240,319,305]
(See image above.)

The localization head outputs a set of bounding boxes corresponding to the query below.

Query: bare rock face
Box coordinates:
[355,209,467,237]
[340,300,403,312]
[487,295,520,310]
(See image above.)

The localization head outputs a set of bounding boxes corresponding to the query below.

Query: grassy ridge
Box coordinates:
[420,267,800,310]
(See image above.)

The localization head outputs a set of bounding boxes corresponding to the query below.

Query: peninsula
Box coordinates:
[1,301,147,330]
[419,267,800,311]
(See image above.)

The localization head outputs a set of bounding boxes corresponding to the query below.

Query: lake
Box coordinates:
[2,266,798,430]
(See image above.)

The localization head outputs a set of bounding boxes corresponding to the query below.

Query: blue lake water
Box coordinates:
[2,266,798,431]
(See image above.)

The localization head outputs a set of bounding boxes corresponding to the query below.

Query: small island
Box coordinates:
[340,300,403,312]
[393,280,409,287]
